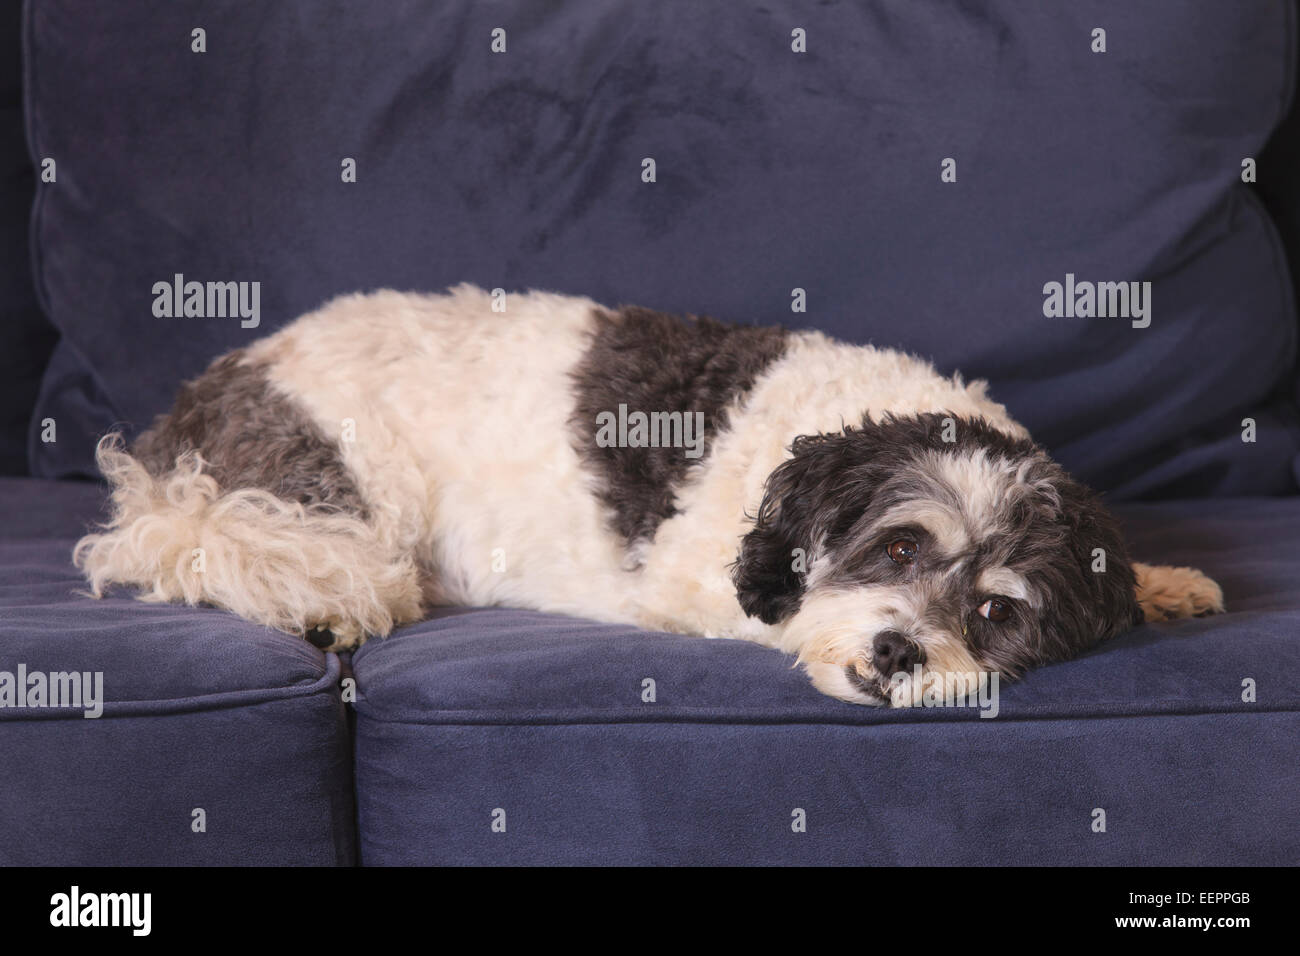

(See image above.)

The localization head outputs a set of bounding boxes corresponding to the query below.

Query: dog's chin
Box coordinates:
[803,659,891,706]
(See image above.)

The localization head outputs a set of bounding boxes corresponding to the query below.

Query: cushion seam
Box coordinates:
[350,702,1300,728]
[0,650,342,721]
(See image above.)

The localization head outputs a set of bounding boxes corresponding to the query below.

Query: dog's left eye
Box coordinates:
[977,598,1012,622]
[887,539,918,565]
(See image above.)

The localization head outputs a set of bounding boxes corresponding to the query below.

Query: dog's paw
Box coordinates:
[305,620,366,652]
[1133,562,1225,622]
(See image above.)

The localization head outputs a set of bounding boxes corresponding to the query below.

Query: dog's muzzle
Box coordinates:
[844,630,928,701]
[871,629,925,675]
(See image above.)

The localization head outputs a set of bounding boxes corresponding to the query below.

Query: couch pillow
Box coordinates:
[24,0,1300,495]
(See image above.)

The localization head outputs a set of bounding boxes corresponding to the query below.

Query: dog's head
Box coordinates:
[731,413,1141,706]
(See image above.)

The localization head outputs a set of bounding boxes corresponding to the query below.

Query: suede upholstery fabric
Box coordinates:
[0,478,357,865]
[21,0,1300,496]
[4,480,1297,865]
[349,496,1300,864]
[0,0,56,474]
[6,1,1300,867]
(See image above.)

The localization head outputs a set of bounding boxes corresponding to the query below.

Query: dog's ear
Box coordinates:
[732,431,880,624]
[1052,477,1144,636]
[1049,471,1224,631]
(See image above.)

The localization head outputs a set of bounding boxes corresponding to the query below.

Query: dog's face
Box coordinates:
[732,414,1141,706]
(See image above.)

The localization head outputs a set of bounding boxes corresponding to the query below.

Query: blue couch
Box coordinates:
[3,1,1298,865]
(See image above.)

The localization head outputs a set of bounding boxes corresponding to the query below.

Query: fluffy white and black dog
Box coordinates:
[75,285,1224,705]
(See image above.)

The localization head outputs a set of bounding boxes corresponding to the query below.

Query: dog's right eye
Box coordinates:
[977,598,1012,622]
[887,539,918,565]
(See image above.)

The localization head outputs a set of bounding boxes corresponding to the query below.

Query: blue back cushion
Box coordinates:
[0,0,56,474]
[24,0,1300,495]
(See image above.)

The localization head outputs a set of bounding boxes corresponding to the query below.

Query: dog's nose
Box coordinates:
[872,630,922,676]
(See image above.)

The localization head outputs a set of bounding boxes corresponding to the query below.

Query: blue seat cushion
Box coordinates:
[352,497,1300,865]
[0,478,356,865]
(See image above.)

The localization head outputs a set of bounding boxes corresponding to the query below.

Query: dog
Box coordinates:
[74,285,1224,706]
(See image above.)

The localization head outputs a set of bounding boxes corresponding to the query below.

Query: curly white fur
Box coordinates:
[74,436,423,642]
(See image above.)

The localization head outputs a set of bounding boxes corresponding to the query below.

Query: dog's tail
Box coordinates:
[73,434,422,646]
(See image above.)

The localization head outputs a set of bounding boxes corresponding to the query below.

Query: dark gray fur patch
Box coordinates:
[131,350,368,517]
[570,306,789,544]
